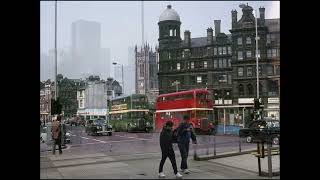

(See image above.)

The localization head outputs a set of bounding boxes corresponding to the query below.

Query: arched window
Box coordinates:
[247,84,253,96]
[239,84,244,96]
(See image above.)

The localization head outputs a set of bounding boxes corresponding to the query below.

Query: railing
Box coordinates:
[41,125,259,158]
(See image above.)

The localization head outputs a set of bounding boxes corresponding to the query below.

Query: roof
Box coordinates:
[158,89,209,98]
[159,5,180,22]
[187,34,231,48]
[265,18,280,32]
[111,94,147,101]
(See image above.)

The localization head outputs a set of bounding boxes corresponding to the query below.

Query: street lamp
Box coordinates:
[112,62,124,95]
[253,9,260,120]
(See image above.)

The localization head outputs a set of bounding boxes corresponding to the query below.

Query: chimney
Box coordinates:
[214,20,221,36]
[259,7,265,25]
[207,28,213,45]
[231,10,237,28]
[184,30,191,46]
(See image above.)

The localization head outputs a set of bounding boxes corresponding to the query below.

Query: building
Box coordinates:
[230,4,280,119]
[71,20,102,78]
[40,50,55,81]
[57,74,85,117]
[40,80,55,123]
[135,44,159,103]
[157,4,280,134]
[77,76,122,120]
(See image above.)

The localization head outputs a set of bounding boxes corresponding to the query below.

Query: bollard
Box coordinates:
[213,135,216,156]
[267,142,272,178]
[239,137,242,153]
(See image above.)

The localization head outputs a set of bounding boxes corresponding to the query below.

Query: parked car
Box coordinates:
[40,125,71,144]
[239,119,280,145]
[85,119,112,136]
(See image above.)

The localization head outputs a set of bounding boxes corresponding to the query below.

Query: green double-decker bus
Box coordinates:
[109,94,153,132]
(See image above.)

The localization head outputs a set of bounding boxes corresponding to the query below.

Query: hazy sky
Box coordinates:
[41,1,280,67]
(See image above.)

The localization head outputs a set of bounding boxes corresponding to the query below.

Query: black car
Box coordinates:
[239,119,280,145]
[85,119,112,136]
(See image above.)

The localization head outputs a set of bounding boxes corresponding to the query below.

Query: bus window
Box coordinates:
[196,93,207,99]
[160,113,165,119]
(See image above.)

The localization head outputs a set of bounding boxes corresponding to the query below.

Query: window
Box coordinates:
[219,75,227,83]
[238,67,244,77]
[168,52,171,59]
[247,67,253,77]
[267,49,279,58]
[238,51,243,60]
[247,84,253,95]
[246,51,252,58]
[207,47,212,56]
[174,29,176,36]
[177,63,181,70]
[191,62,194,69]
[223,59,227,68]
[272,49,277,57]
[267,34,276,44]
[228,59,232,67]
[239,84,244,96]
[214,60,218,68]
[218,47,223,55]
[267,65,274,75]
[219,59,223,68]
[228,46,232,55]
[223,47,227,55]
[214,47,217,55]
[228,74,232,84]
[275,65,280,75]
[237,37,242,45]
[246,37,251,44]
[197,76,202,83]
[204,61,207,68]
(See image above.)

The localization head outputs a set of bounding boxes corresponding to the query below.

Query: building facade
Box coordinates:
[40,80,55,123]
[71,20,103,78]
[157,4,280,133]
[57,75,85,118]
[230,5,280,119]
[77,76,122,120]
[135,44,159,103]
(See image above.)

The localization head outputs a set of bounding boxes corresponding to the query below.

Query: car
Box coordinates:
[40,124,71,144]
[85,118,112,136]
[239,119,280,145]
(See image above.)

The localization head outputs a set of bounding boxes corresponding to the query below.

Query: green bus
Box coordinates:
[109,94,153,132]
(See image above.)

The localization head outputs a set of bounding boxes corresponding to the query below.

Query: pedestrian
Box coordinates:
[51,115,63,155]
[158,121,183,178]
[177,114,197,174]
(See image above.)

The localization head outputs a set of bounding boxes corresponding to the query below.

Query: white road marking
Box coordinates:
[115,135,150,141]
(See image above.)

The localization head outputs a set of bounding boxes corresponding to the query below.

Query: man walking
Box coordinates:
[177,114,197,174]
[51,115,63,155]
[158,121,183,178]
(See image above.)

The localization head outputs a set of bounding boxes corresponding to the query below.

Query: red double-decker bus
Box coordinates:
[155,89,215,134]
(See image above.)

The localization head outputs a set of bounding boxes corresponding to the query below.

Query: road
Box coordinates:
[41,126,260,157]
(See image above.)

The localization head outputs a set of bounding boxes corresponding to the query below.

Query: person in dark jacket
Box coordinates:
[158,121,183,178]
[51,115,62,155]
[177,114,197,174]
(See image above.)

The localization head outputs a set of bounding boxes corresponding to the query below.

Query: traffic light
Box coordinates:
[51,98,62,115]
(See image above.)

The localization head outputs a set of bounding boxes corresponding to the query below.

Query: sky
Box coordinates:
[40,1,280,77]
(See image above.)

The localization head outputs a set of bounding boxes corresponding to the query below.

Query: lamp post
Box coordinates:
[254,10,259,100]
[112,62,124,95]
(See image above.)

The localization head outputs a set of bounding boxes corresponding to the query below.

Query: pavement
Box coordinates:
[41,150,280,179]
